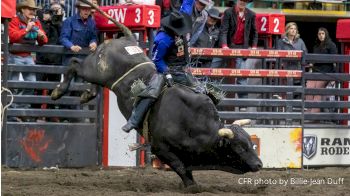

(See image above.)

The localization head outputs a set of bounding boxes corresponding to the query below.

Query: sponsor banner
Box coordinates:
[1,0,16,18]
[190,68,302,78]
[245,127,302,168]
[303,128,350,166]
[190,48,303,58]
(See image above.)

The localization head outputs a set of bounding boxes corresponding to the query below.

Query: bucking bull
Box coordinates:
[51,0,262,187]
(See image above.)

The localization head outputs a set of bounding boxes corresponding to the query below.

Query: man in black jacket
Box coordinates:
[36,1,64,121]
[191,8,221,67]
[36,1,64,66]
[219,0,257,106]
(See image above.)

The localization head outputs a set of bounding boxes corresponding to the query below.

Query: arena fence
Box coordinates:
[190,48,350,128]
[1,34,103,167]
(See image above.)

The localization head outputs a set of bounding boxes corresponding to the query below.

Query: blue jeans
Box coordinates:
[236,58,248,99]
[210,57,226,68]
[8,54,36,108]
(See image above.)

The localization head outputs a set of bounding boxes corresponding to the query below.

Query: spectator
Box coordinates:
[8,0,48,121]
[192,0,211,24]
[60,0,97,66]
[156,0,183,18]
[190,8,220,67]
[36,1,65,122]
[91,0,99,17]
[219,0,258,109]
[37,1,64,66]
[306,27,337,113]
[276,22,307,71]
[276,22,307,105]
[59,0,97,122]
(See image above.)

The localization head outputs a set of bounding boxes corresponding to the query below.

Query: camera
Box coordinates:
[41,7,63,25]
[44,8,58,15]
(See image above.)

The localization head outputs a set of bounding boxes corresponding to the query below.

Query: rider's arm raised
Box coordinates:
[179,0,194,16]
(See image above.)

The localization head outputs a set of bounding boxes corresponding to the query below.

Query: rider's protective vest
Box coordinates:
[164,35,189,67]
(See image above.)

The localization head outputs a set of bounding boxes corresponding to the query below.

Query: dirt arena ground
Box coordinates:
[2,166,350,196]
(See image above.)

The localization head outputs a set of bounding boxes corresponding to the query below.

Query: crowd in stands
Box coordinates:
[7,0,340,122]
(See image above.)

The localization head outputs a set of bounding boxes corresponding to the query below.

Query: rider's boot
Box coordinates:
[122,98,155,133]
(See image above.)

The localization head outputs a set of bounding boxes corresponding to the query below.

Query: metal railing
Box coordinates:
[1,42,103,167]
[190,47,350,128]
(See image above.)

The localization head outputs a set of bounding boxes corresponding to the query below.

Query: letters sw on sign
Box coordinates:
[255,14,285,35]
[95,5,161,31]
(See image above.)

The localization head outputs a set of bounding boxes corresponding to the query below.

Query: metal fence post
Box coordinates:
[1,18,10,164]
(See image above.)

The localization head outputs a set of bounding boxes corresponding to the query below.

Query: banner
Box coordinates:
[245,127,302,168]
[303,128,350,166]
[1,0,16,18]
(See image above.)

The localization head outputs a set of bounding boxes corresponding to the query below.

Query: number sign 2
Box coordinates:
[255,14,285,35]
[95,5,161,31]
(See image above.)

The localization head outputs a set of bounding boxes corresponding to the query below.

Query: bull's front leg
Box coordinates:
[156,151,196,187]
[51,57,81,100]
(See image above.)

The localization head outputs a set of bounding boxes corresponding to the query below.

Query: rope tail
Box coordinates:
[79,0,133,37]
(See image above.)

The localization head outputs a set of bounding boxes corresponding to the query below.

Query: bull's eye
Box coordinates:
[253,144,257,150]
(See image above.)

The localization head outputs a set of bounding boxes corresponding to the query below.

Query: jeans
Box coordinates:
[210,57,226,68]
[236,58,248,99]
[8,54,36,109]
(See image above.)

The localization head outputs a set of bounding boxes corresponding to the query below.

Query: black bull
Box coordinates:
[51,35,262,187]
[51,0,262,187]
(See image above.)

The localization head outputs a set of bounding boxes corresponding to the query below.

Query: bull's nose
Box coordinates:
[251,161,263,172]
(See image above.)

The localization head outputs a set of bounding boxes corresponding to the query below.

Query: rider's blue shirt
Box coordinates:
[151,0,194,73]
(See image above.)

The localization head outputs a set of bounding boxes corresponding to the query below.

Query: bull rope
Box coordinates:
[110,62,156,90]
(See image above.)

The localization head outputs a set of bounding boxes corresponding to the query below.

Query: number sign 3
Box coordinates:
[95,5,161,30]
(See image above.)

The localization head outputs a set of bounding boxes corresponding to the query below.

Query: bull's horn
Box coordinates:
[233,119,251,126]
[79,0,132,37]
[218,128,234,139]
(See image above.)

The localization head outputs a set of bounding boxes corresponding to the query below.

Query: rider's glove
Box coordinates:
[165,73,174,87]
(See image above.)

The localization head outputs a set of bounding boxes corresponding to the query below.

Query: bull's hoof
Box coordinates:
[80,90,96,104]
[51,88,63,100]
[184,184,202,193]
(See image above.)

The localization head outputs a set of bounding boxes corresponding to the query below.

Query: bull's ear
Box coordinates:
[218,128,234,139]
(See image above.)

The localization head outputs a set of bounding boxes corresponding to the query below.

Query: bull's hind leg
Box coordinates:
[80,84,97,104]
[51,58,82,100]
[156,151,196,187]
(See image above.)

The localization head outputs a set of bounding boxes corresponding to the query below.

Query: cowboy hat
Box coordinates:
[161,10,192,36]
[207,8,221,20]
[75,0,93,8]
[16,0,39,11]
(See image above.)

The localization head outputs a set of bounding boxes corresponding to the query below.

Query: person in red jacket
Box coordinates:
[8,0,48,121]
[219,0,257,111]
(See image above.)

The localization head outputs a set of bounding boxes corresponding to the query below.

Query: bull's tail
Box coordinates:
[79,0,133,37]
